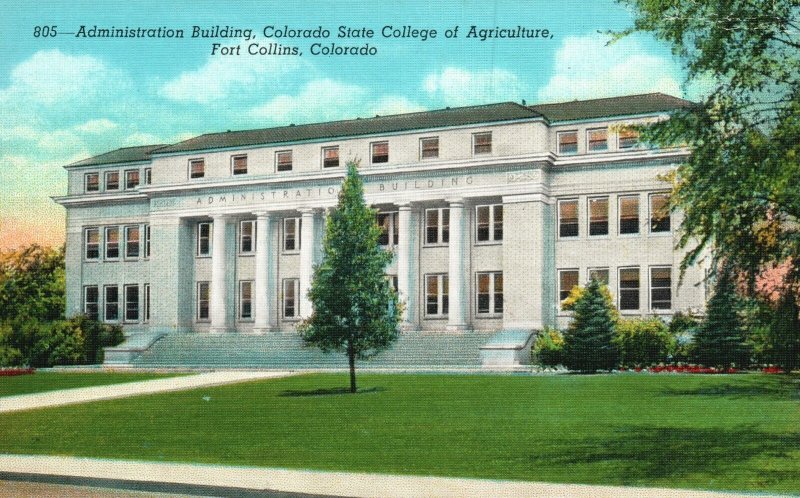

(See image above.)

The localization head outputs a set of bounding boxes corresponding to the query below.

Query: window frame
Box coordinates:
[558,269,580,307]
[283,217,302,253]
[196,281,210,322]
[282,278,300,320]
[104,226,120,260]
[105,171,120,191]
[419,136,439,160]
[104,285,119,322]
[197,222,212,257]
[371,141,389,164]
[618,127,641,150]
[239,280,253,321]
[618,194,640,235]
[239,219,256,255]
[84,227,100,261]
[557,130,578,155]
[557,198,579,238]
[84,285,99,320]
[587,127,609,153]
[588,267,610,285]
[124,284,139,323]
[189,158,205,179]
[649,192,671,234]
[376,211,399,248]
[231,154,248,175]
[650,266,672,311]
[472,131,492,156]
[588,196,610,237]
[322,145,340,168]
[475,271,503,317]
[276,150,293,172]
[144,167,152,185]
[124,225,140,259]
[143,283,150,323]
[85,172,100,193]
[475,204,503,244]
[425,273,449,318]
[618,267,641,312]
[424,207,450,246]
[144,224,151,258]
[125,169,140,189]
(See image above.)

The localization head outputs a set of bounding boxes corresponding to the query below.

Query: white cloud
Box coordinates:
[537,34,682,103]
[74,118,118,134]
[423,67,527,107]
[249,79,368,123]
[160,49,306,104]
[123,132,163,147]
[369,96,426,116]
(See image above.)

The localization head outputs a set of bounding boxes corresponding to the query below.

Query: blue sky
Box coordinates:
[0,0,691,249]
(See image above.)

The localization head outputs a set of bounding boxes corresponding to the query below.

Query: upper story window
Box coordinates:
[425,208,450,245]
[189,158,205,179]
[197,222,211,256]
[557,131,578,155]
[619,195,640,235]
[105,171,120,191]
[420,137,439,159]
[587,128,608,152]
[104,226,119,260]
[240,220,255,254]
[588,197,609,236]
[476,271,503,315]
[144,168,152,185]
[589,268,610,285]
[125,170,139,189]
[283,217,301,252]
[376,212,398,248]
[618,128,641,149]
[232,155,248,175]
[650,193,671,233]
[276,150,293,172]
[84,227,100,260]
[84,285,99,321]
[322,146,339,168]
[473,132,492,155]
[476,204,503,243]
[558,269,579,305]
[371,141,389,164]
[124,225,140,259]
[85,173,100,193]
[650,266,672,310]
[558,199,579,238]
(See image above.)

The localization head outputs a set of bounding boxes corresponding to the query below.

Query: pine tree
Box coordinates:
[695,265,750,368]
[299,161,401,393]
[562,278,619,373]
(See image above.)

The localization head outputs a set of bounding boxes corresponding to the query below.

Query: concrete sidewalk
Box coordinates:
[0,455,790,498]
[0,371,296,413]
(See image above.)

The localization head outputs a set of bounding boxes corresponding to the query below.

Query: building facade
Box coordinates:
[54,93,707,341]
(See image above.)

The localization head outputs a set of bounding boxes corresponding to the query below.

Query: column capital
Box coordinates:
[298,207,317,216]
[209,213,234,221]
[253,210,273,219]
[446,197,465,208]
[397,202,415,211]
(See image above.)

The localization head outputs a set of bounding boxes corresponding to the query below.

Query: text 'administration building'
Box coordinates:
[54,93,707,364]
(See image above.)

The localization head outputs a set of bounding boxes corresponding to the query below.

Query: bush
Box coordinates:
[615,317,674,368]
[563,279,619,372]
[533,327,564,367]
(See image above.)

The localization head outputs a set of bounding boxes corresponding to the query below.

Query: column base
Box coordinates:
[446,323,469,332]
[208,327,231,334]
[251,327,273,335]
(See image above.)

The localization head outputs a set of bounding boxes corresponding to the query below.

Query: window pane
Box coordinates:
[651,267,672,310]
[421,137,439,159]
[106,172,119,190]
[559,200,579,237]
[126,170,140,189]
[588,128,608,152]
[126,226,140,258]
[190,160,204,178]
[426,275,439,315]
[323,147,339,168]
[619,196,640,234]
[650,194,671,232]
[619,268,640,310]
[125,286,139,321]
[477,206,490,241]
[377,213,391,246]
[372,142,389,163]
[426,210,439,244]
[474,133,492,154]
[86,173,99,192]
[442,275,449,315]
[588,269,609,284]
[277,151,292,171]
[493,205,503,240]
[558,132,578,154]
[589,197,609,236]
[619,128,640,149]
[559,270,579,301]
[233,155,247,174]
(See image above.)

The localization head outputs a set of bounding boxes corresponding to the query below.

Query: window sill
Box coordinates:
[238,253,255,257]
[196,255,212,259]
[424,315,448,320]
[587,235,610,239]
[282,250,300,255]
[474,241,502,247]
[423,243,449,248]
[648,231,673,237]
[475,313,503,319]
[618,232,641,237]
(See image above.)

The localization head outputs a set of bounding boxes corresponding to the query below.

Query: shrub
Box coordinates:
[562,279,619,372]
[615,317,674,368]
[533,327,564,367]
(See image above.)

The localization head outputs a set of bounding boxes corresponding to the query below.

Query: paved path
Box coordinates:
[0,455,791,498]
[0,371,296,413]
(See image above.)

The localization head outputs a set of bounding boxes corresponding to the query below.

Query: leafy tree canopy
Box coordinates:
[0,244,65,322]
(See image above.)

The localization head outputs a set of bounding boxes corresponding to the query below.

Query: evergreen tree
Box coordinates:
[299,161,401,393]
[695,265,750,368]
[765,291,800,372]
[562,278,619,373]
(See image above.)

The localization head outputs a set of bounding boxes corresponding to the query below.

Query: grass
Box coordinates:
[0,371,185,397]
[0,373,798,493]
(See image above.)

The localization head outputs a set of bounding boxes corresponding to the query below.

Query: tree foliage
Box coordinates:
[562,278,619,372]
[0,244,65,322]
[695,265,751,367]
[615,317,673,368]
[299,161,401,392]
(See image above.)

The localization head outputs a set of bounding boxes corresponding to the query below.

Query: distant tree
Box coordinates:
[0,244,65,322]
[562,278,619,372]
[299,161,401,392]
[695,265,750,368]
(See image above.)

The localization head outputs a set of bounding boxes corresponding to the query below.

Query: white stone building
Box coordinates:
[53,93,707,367]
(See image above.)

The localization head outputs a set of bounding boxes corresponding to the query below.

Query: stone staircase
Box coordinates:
[130,331,496,369]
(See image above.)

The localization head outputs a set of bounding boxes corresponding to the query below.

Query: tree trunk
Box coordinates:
[348,340,357,393]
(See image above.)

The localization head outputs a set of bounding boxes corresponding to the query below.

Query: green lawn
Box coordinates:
[0,371,184,397]
[0,373,798,494]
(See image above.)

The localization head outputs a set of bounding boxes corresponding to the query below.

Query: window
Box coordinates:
[232,155,247,175]
[283,218,301,252]
[144,224,151,258]
[276,150,293,172]
[84,285,99,320]
[587,128,608,152]
[558,269,579,304]
[197,282,210,321]
[650,267,672,310]
[558,199,579,238]
[105,171,120,191]
[618,128,640,149]
[189,159,205,179]
[425,274,449,317]
[588,197,609,236]
[371,141,389,164]
[476,204,502,242]
[619,268,640,311]
[104,285,119,321]
[85,173,100,192]
[376,212,398,247]
[240,220,255,254]
[619,195,640,235]
[386,274,398,291]
[85,227,100,260]
[557,131,578,155]
[124,284,139,322]
[125,226,140,259]
[125,170,140,189]
[476,272,503,315]
[425,208,450,245]
[473,132,492,155]
[650,193,671,233]
[283,279,300,318]
[143,283,150,322]
[197,222,211,256]
[105,226,120,259]
[322,146,339,168]
[420,137,439,159]
[239,280,253,319]
[144,168,152,185]
[588,268,610,285]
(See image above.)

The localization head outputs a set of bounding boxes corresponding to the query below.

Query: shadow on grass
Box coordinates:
[279,387,385,397]
[661,375,800,400]
[531,425,800,485]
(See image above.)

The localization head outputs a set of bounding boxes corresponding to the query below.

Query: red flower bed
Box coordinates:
[762,366,785,374]
[620,365,741,374]
[0,368,35,377]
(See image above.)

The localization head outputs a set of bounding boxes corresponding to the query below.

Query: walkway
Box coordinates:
[0,370,296,413]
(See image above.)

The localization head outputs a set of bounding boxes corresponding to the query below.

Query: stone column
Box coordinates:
[299,208,316,318]
[209,214,230,333]
[253,212,271,333]
[397,204,413,328]
[447,198,467,331]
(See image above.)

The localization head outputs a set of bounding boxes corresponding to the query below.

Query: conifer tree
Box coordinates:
[562,278,619,372]
[299,161,401,392]
[695,265,750,368]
